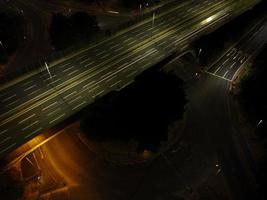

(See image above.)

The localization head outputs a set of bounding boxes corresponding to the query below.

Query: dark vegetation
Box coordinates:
[240,44,267,199]
[194,0,267,66]
[0,12,25,64]
[50,11,99,50]
[81,69,186,152]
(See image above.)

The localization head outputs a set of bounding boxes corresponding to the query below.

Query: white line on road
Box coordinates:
[24,84,37,92]
[5,99,19,108]
[80,57,91,64]
[110,80,122,88]
[2,94,16,102]
[0,129,8,135]
[68,70,79,76]
[64,91,77,99]
[84,61,95,67]
[223,70,229,77]
[126,70,138,78]
[0,137,11,144]
[230,62,236,69]
[18,114,36,124]
[47,108,61,116]
[41,101,58,111]
[96,51,105,57]
[25,127,43,139]
[0,143,16,154]
[83,81,96,89]
[49,114,66,124]
[22,120,39,131]
[222,58,229,65]
[214,67,221,74]
[72,101,86,110]
[94,90,105,98]
[63,66,75,73]
[69,96,82,104]
[27,89,41,96]
[23,80,33,86]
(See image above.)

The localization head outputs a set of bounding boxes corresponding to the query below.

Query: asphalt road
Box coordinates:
[0,0,260,157]
[207,17,267,81]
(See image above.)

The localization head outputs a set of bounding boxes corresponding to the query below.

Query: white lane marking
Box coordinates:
[63,66,75,73]
[110,44,120,50]
[223,70,229,78]
[0,137,11,144]
[214,67,221,74]
[80,57,91,64]
[0,143,16,154]
[77,54,87,60]
[72,101,86,110]
[87,85,100,93]
[49,113,66,124]
[41,101,58,111]
[100,54,109,59]
[128,40,136,45]
[27,89,41,96]
[230,62,236,69]
[5,99,19,108]
[2,94,16,102]
[159,40,168,46]
[136,32,145,37]
[18,114,36,124]
[25,127,43,139]
[110,80,122,88]
[222,58,229,65]
[83,81,96,89]
[0,129,8,135]
[0,92,8,97]
[49,78,61,85]
[69,95,82,104]
[84,61,95,67]
[22,120,39,131]
[44,75,56,81]
[59,62,71,68]
[24,84,37,92]
[96,51,105,56]
[47,108,61,116]
[93,90,105,98]
[64,91,77,99]
[126,70,138,78]
[23,80,33,86]
[114,47,123,52]
[68,70,79,76]
[124,38,132,43]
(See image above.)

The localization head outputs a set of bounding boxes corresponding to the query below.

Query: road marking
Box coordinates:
[126,70,138,78]
[80,57,91,64]
[0,92,8,97]
[41,101,58,111]
[222,58,229,65]
[72,101,86,110]
[93,90,105,98]
[214,67,221,74]
[2,94,16,102]
[223,70,229,77]
[0,129,8,135]
[129,40,136,45]
[100,54,109,59]
[83,81,96,89]
[47,108,61,116]
[23,80,33,86]
[25,127,43,139]
[205,71,231,81]
[69,96,82,104]
[84,61,95,67]
[96,51,105,56]
[0,143,16,154]
[18,114,36,124]
[49,114,66,124]
[124,38,132,43]
[68,70,79,76]
[87,85,100,93]
[63,66,75,73]
[0,137,11,144]
[49,78,61,85]
[136,32,146,37]
[28,89,41,96]
[230,62,236,69]
[44,75,56,81]
[24,84,37,92]
[22,120,39,131]
[110,80,122,88]
[5,99,19,108]
[63,91,77,99]
[110,44,120,50]
[59,62,71,68]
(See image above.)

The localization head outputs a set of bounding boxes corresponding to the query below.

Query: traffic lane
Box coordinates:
[0,0,234,135]
[0,0,230,119]
[0,47,161,155]
[0,0,202,115]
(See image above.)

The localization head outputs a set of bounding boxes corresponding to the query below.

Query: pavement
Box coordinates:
[0,0,261,157]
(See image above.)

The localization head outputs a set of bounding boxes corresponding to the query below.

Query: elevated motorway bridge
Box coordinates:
[0,0,261,157]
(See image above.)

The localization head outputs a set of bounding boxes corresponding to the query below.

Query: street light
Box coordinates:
[0,41,4,49]
[139,4,142,15]
[250,119,263,137]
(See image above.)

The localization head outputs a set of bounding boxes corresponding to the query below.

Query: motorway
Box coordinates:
[0,0,261,157]
[206,16,267,81]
